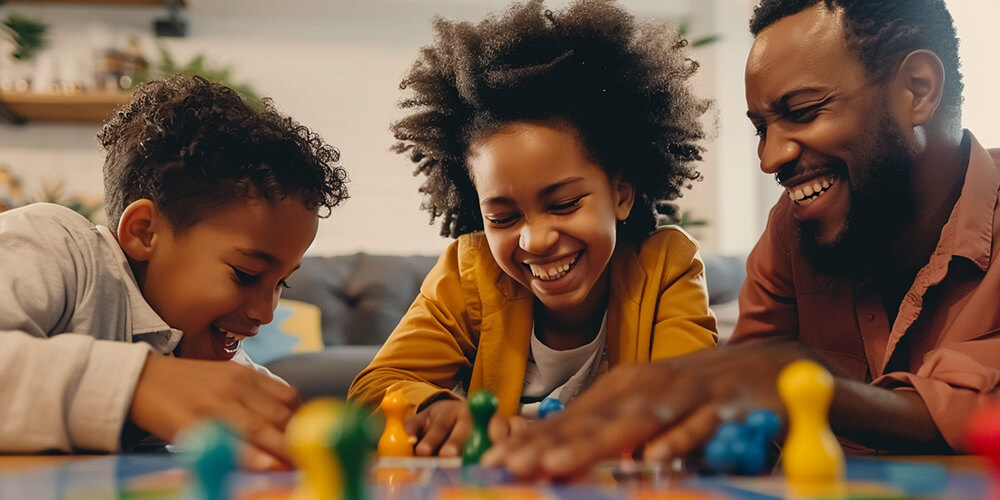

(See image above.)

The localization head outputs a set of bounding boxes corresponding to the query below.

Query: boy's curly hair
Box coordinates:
[99,75,349,233]
[391,0,710,242]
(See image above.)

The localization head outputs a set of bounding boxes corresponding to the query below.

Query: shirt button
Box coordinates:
[866,313,875,321]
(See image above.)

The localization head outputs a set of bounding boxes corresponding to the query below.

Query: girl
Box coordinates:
[350,0,717,457]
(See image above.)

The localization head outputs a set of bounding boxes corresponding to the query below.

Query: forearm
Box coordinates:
[829,377,949,452]
[734,338,948,452]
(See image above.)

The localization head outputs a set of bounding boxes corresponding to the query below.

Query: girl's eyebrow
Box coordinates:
[480,177,586,207]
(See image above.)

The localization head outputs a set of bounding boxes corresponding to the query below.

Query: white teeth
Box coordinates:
[527,253,580,281]
[787,176,837,204]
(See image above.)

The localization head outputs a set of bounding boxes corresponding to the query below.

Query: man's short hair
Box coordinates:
[750,0,963,124]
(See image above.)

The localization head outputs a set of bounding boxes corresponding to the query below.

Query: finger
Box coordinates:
[224,403,294,465]
[404,412,428,438]
[439,409,473,457]
[508,416,530,439]
[537,410,666,478]
[643,404,721,462]
[499,413,609,478]
[527,390,702,479]
[250,373,302,412]
[488,415,510,444]
[414,410,457,456]
[241,443,289,471]
[238,389,297,432]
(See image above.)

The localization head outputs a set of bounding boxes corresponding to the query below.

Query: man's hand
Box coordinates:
[129,354,300,468]
[482,341,808,480]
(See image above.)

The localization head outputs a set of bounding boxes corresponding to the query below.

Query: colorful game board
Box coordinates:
[0,453,988,499]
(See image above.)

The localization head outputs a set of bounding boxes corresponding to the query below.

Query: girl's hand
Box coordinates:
[489,414,530,444]
[404,399,471,457]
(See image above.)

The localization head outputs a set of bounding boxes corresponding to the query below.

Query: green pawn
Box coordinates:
[462,390,498,466]
[329,403,374,500]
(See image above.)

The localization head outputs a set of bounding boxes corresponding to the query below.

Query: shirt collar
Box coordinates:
[96,225,183,353]
[941,130,997,271]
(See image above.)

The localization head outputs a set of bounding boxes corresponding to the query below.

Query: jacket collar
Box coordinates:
[97,225,183,354]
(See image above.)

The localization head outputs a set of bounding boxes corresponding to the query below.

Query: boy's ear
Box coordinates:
[893,49,945,127]
[614,178,635,221]
[117,199,161,262]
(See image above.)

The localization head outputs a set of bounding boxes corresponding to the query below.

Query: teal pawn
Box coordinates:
[177,420,237,500]
[329,403,374,500]
[462,390,498,466]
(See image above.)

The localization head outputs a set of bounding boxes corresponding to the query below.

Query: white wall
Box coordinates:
[1,0,721,256]
[2,0,994,256]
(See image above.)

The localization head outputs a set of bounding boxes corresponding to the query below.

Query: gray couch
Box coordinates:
[266,252,745,400]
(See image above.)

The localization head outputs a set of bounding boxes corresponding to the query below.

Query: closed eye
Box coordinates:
[787,103,822,123]
[550,195,585,214]
[485,213,520,228]
[232,268,260,286]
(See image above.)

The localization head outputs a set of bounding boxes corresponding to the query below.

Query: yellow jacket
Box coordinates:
[349,227,718,416]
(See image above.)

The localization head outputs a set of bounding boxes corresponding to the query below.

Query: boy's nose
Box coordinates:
[245,289,277,326]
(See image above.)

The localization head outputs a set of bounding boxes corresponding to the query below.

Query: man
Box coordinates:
[483,0,1000,479]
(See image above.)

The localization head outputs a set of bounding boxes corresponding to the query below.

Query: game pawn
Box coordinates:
[287,398,344,500]
[538,397,565,419]
[777,359,845,496]
[329,402,375,500]
[462,390,498,466]
[176,419,238,500]
[378,389,416,457]
[966,402,1000,500]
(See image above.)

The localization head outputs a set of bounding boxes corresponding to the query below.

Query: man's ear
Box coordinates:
[117,199,160,262]
[614,178,636,221]
[893,49,945,127]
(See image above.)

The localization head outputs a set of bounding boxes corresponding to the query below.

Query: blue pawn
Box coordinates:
[705,422,747,473]
[178,420,237,500]
[735,436,768,475]
[745,409,781,441]
[538,397,564,419]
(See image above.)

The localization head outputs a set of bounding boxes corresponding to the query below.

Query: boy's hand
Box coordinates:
[405,399,470,457]
[129,354,300,467]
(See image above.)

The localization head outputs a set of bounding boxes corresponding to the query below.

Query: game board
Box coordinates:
[0,453,988,499]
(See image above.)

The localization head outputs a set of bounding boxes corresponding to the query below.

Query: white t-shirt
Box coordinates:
[519,312,608,418]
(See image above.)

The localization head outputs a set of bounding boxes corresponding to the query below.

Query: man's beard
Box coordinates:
[798,116,916,277]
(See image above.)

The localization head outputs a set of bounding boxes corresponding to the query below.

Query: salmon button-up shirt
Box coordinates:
[731,131,1000,451]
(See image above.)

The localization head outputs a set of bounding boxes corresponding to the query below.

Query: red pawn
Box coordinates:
[965,402,1000,500]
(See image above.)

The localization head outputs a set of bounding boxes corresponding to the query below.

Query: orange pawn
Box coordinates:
[378,389,416,457]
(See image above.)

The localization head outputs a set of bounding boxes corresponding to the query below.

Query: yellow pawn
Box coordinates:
[378,389,416,457]
[286,398,343,500]
[778,360,845,496]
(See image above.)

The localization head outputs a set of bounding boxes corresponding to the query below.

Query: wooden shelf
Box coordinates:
[0,0,185,6]
[0,90,131,124]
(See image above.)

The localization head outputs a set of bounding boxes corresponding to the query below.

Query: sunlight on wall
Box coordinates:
[947,0,1000,146]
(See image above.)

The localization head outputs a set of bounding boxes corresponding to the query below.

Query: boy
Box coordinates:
[0,75,348,467]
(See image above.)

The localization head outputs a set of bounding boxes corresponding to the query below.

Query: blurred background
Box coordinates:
[0,0,996,257]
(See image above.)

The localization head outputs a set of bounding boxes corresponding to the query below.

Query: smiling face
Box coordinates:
[467,121,634,315]
[745,4,916,272]
[131,195,318,361]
